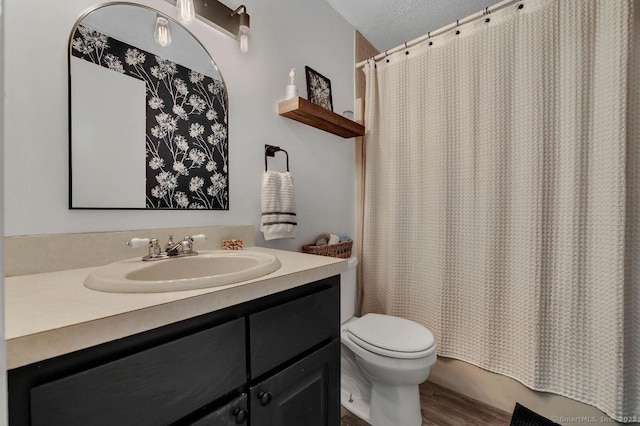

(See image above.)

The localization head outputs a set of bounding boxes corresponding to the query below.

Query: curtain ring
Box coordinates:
[385,50,389,57]
[404,42,408,49]
[484,7,491,23]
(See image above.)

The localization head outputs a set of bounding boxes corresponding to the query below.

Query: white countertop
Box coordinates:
[5,247,347,369]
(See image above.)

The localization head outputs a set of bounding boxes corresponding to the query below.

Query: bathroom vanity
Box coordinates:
[5,247,346,426]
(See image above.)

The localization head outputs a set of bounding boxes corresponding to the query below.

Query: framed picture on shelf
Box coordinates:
[305,66,333,111]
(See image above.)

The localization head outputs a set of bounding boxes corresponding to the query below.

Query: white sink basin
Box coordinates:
[84,250,281,293]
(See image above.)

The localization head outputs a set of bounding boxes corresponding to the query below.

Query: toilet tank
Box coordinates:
[340,256,358,324]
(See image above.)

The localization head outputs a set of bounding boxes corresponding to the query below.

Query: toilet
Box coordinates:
[341,257,437,426]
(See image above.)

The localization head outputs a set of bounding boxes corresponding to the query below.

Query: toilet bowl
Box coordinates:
[340,257,436,426]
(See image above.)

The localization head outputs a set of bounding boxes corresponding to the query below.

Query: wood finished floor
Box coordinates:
[340,381,512,426]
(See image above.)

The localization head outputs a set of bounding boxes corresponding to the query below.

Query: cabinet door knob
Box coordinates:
[258,391,273,406]
[232,408,248,424]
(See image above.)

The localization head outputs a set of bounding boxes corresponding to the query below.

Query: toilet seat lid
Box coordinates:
[347,313,435,356]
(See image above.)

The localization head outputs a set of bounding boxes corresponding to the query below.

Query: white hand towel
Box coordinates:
[261,171,297,240]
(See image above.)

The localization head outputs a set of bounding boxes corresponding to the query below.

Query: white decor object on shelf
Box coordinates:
[285,68,298,100]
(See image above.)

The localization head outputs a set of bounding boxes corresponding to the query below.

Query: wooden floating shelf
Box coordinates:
[278,97,365,138]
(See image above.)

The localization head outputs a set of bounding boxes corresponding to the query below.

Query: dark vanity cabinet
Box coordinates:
[8,276,340,426]
[249,286,341,426]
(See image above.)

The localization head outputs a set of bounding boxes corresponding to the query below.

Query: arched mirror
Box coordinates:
[69,3,228,209]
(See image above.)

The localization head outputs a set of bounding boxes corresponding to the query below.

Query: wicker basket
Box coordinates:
[301,240,353,259]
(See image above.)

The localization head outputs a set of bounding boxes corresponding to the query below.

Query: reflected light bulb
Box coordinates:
[239,25,249,54]
[154,16,171,47]
[177,0,195,23]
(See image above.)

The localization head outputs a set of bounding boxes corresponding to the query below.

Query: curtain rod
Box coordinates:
[355,0,522,69]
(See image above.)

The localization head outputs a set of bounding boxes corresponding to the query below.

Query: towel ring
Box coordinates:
[265,145,289,171]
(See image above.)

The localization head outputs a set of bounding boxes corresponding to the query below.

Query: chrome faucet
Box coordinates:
[164,235,175,252]
[166,236,196,256]
[127,234,207,261]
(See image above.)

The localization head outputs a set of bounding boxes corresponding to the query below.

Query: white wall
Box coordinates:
[0,0,7,422]
[3,0,356,252]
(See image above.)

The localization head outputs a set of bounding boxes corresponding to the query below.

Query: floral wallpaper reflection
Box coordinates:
[71,25,228,209]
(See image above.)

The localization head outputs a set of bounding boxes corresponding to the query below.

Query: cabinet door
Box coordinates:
[189,394,248,426]
[250,340,340,426]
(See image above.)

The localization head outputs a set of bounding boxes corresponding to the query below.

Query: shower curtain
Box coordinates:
[361,0,639,421]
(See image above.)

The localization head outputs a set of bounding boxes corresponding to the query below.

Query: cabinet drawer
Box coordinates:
[250,285,339,377]
[30,319,246,426]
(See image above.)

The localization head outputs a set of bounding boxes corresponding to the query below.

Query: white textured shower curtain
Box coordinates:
[362,0,639,421]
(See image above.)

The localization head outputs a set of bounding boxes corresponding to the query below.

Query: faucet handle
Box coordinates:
[128,238,162,260]
[127,238,150,248]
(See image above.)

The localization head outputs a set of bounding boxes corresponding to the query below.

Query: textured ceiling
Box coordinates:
[324,0,498,52]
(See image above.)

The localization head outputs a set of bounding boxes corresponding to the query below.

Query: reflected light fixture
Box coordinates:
[177,0,195,22]
[231,5,250,54]
[154,16,172,47]
[168,0,251,54]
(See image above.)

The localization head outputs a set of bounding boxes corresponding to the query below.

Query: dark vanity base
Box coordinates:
[9,276,340,426]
